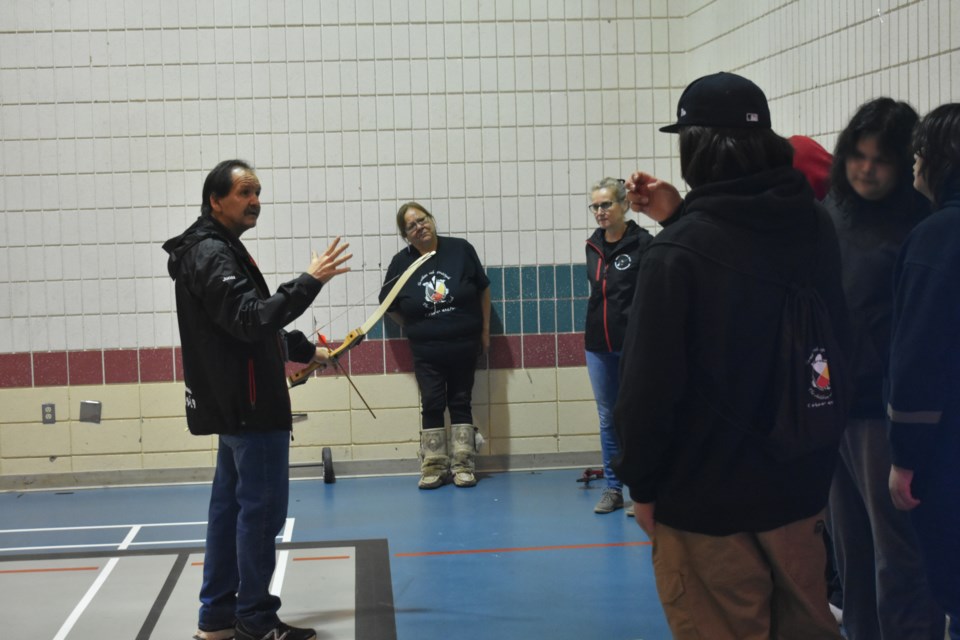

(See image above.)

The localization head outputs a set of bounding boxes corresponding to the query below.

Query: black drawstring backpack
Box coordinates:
[657,218,848,461]
[764,277,848,460]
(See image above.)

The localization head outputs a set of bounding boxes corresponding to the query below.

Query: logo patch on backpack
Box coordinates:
[807,348,833,403]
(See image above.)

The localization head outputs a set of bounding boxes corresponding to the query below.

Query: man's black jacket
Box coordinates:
[163,215,322,435]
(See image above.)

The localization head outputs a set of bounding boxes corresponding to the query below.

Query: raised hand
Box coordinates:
[307,236,352,284]
[624,171,683,223]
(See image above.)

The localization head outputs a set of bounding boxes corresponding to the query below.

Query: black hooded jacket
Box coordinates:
[584,220,653,352]
[162,215,323,435]
[614,167,850,535]
[824,189,929,418]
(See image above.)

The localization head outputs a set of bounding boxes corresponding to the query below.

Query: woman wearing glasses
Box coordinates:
[379,201,491,489]
[584,178,653,514]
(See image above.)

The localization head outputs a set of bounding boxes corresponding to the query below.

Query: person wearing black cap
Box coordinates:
[612,72,848,639]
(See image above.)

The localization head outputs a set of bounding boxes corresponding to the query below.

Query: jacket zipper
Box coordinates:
[274,333,294,440]
[586,240,614,352]
[601,271,612,351]
[247,358,257,408]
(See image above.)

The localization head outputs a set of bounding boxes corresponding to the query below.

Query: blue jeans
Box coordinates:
[199,431,290,632]
[585,350,623,491]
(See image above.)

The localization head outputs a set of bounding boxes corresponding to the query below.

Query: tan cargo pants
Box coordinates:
[651,512,843,640]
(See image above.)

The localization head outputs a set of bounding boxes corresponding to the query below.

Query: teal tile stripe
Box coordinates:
[372,263,589,338]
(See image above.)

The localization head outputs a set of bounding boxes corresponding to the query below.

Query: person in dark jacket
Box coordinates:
[888,103,960,634]
[584,176,652,514]
[614,72,847,639]
[823,98,943,640]
[163,159,351,640]
[380,202,490,489]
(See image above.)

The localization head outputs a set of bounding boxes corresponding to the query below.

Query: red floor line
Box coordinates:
[395,540,651,557]
[0,566,100,574]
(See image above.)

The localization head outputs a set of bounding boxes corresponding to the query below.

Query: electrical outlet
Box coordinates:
[42,403,56,424]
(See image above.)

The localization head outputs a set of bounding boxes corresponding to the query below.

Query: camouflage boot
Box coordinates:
[418,427,449,489]
[450,423,481,487]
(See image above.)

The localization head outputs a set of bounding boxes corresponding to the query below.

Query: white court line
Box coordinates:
[1,542,149,553]
[0,539,207,553]
[0,532,290,554]
[269,518,295,596]
[0,521,207,534]
[52,525,142,640]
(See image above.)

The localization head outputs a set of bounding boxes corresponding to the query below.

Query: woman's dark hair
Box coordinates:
[395,201,435,239]
[678,126,794,188]
[829,98,918,203]
[913,103,960,206]
[201,159,253,215]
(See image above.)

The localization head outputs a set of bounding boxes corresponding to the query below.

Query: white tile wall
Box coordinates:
[0,0,957,356]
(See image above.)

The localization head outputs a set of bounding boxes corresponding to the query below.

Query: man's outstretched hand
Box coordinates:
[307,236,352,284]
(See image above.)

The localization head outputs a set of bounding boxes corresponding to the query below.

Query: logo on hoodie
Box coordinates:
[613,255,632,271]
[185,387,197,410]
[419,270,455,316]
[807,349,833,403]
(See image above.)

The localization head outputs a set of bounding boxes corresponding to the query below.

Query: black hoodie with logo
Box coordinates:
[584,220,653,352]
[162,215,322,435]
[613,167,850,535]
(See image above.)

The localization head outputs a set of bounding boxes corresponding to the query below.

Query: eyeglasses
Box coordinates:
[405,216,431,233]
[588,201,615,213]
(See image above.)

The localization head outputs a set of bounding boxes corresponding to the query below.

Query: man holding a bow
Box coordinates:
[164,159,351,640]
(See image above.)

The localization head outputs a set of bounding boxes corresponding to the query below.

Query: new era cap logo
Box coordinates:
[680,108,687,117]
[746,113,759,122]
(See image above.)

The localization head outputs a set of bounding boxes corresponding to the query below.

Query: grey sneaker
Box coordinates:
[625,502,635,518]
[594,488,624,514]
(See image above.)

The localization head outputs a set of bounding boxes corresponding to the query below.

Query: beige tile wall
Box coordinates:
[0,366,597,476]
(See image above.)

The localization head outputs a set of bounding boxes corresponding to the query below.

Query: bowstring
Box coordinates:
[310,267,406,340]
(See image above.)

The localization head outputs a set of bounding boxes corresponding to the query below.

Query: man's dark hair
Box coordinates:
[201,159,253,215]
[913,103,960,207]
[679,126,794,188]
[829,98,919,203]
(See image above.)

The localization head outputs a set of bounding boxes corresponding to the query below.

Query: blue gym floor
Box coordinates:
[0,469,670,639]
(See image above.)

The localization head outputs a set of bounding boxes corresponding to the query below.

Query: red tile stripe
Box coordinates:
[0,353,32,388]
[33,351,68,386]
[0,334,587,388]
